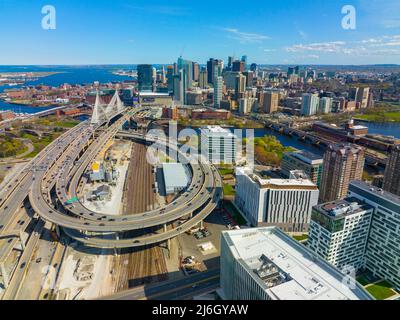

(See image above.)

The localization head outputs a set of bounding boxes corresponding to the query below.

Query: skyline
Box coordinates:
[0,0,399,65]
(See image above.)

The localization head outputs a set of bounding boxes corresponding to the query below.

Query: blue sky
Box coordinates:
[0,0,399,65]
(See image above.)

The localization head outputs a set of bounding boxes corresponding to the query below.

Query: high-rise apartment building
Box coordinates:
[234,73,246,100]
[308,198,373,271]
[199,69,208,89]
[319,144,365,202]
[192,62,200,82]
[281,150,324,187]
[263,91,279,114]
[220,227,372,300]
[348,181,400,288]
[350,87,371,109]
[319,97,332,114]
[235,167,319,232]
[301,93,320,116]
[137,64,154,92]
[200,126,237,164]
[383,145,400,196]
[207,58,223,85]
[214,74,223,108]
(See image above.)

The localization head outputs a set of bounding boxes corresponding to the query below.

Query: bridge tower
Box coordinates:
[91,90,103,125]
[105,84,124,116]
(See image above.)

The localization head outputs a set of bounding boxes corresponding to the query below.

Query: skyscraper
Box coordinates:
[319,144,365,203]
[232,60,244,72]
[207,58,223,85]
[214,73,223,108]
[137,64,154,92]
[177,57,193,90]
[241,55,248,70]
[166,66,174,92]
[301,93,320,116]
[227,56,234,70]
[383,145,400,196]
[234,73,246,100]
[263,91,279,114]
[173,70,184,105]
[199,69,208,89]
[192,62,200,82]
[319,97,332,114]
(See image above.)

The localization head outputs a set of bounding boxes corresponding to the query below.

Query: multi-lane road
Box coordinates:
[2,106,222,253]
[100,269,220,300]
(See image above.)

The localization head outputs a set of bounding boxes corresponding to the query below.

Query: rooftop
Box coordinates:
[223,227,372,300]
[237,167,317,189]
[349,180,400,207]
[315,197,373,219]
[200,125,236,137]
[162,163,190,189]
[286,150,323,165]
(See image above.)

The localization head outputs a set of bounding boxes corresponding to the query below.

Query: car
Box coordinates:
[20,262,26,269]
[36,258,42,263]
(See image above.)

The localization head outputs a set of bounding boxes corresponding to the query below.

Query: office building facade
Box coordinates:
[137,64,154,92]
[281,150,324,187]
[235,167,319,232]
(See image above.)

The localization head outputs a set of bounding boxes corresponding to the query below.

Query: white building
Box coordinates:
[239,97,258,115]
[162,163,190,194]
[200,126,237,165]
[348,181,400,288]
[308,198,373,272]
[235,167,319,232]
[220,227,372,300]
[319,97,332,114]
[301,93,320,116]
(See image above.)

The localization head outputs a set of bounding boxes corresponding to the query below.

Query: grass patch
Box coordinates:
[20,132,62,158]
[293,234,308,241]
[223,200,247,225]
[219,168,234,176]
[366,281,396,300]
[223,183,236,196]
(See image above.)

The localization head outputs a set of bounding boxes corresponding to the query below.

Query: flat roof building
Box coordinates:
[162,163,190,195]
[235,167,319,232]
[348,181,400,288]
[220,227,372,300]
[308,198,373,272]
[281,150,324,187]
[200,126,237,165]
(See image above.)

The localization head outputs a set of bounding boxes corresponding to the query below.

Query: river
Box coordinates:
[1,65,399,145]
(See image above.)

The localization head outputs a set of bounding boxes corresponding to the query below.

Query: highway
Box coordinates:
[17,105,222,248]
[99,269,220,300]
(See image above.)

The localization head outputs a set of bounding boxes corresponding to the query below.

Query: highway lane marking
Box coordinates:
[138,275,220,300]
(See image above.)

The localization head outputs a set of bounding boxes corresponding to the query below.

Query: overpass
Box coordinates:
[26,90,222,248]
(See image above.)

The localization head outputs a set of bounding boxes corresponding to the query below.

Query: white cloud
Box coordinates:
[223,28,270,44]
[285,41,346,53]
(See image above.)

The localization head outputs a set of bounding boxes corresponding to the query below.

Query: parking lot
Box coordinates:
[176,209,234,271]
